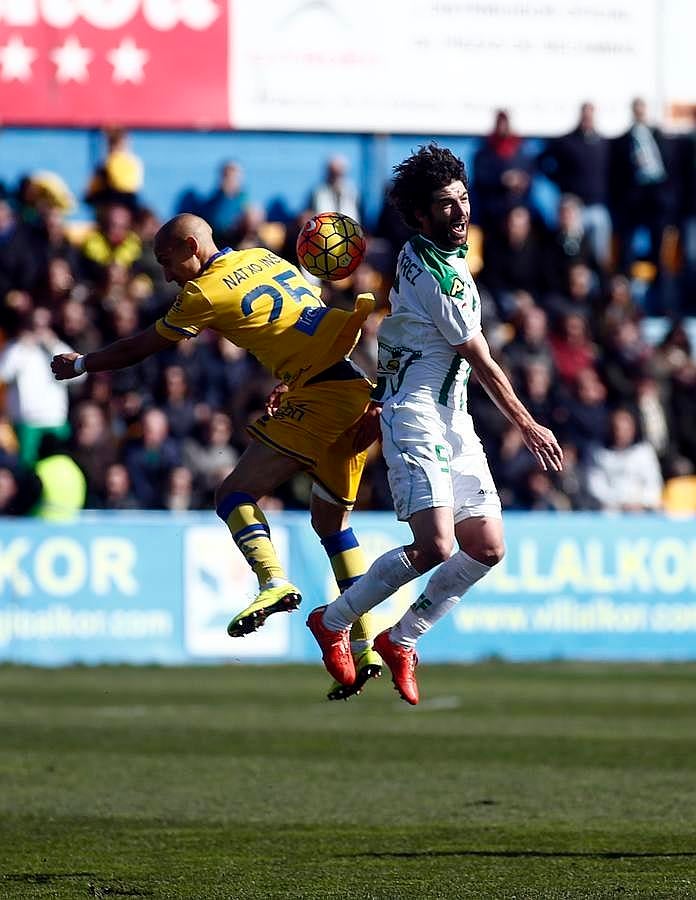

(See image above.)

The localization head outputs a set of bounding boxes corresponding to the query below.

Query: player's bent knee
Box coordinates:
[417,537,454,568]
[478,542,505,568]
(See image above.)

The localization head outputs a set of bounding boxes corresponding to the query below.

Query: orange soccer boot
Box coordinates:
[306,606,356,686]
[373,630,419,705]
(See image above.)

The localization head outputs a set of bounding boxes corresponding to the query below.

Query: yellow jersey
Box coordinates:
[155,246,373,387]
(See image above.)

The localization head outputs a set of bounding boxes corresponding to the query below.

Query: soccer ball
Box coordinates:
[296,212,366,281]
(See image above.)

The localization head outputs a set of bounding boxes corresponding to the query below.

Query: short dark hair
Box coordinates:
[388,143,469,229]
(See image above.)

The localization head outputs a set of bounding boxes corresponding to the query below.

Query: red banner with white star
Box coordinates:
[0,1,229,127]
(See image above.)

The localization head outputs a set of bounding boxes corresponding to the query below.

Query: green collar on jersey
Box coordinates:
[410,234,469,299]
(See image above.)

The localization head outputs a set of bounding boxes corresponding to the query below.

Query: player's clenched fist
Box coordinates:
[51,352,82,380]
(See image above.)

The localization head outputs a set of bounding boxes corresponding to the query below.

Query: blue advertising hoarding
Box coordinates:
[0,512,695,665]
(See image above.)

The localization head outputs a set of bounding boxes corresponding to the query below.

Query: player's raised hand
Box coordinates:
[520,421,564,472]
[353,402,383,453]
[264,382,288,416]
[51,352,81,380]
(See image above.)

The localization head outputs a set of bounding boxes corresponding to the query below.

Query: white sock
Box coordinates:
[322,547,419,631]
[390,550,491,649]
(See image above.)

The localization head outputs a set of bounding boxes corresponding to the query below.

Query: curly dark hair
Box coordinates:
[387,143,469,229]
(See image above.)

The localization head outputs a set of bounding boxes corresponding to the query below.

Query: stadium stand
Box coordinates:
[1,117,695,515]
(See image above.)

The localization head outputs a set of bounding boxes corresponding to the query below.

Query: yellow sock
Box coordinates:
[216,491,286,587]
[320,527,373,651]
[349,612,375,653]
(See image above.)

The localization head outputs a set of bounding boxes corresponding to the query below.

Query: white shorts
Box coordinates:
[380,397,502,524]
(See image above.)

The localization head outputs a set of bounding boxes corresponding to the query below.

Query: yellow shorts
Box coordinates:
[247,366,373,507]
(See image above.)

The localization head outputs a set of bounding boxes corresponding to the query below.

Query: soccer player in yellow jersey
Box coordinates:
[51,213,383,698]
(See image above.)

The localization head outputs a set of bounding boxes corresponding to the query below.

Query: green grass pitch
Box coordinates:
[1,662,696,899]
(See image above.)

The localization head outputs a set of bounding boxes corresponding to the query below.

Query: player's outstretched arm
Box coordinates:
[456,332,563,472]
[51,324,173,380]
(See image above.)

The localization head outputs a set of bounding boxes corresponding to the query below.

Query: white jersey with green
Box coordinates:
[374,234,481,411]
[375,234,501,523]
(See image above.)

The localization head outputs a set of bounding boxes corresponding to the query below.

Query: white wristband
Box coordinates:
[73,355,86,375]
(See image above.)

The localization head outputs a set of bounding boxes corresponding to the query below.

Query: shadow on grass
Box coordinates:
[1,872,151,896]
[343,850,696,860]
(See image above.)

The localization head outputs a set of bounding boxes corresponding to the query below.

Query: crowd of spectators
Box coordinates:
[1,101,695,518]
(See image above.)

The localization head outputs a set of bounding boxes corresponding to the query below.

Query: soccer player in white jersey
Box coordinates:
[307,144,563,704]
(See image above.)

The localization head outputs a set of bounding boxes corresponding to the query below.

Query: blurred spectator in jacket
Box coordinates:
[651,320,692,381]
[28,203,81,287]
[225,203,267,251]
[130,208,178,312]
[544,261,602,327]
[495,424,536,508]
[556,366,610,457]
[479,205,544,317]
[183,411,239,504]
[549,312,597,386]
[473,110,533,230]
[99,463,139,510]
[164,465,202,512]
[20,170,75,226]
[85,128,143,210]
[521,469,572,512]
[68,401,119,506]
[56,299,102,357]
[156,333,226,413]
[200,161,249,243]
[374,185,415,265]
[600,320,652,404]
[517,362,558,427]
[32,256,75,311]
[556,442,597,510]
[584,408,663,512]
[0,306,77,466]
[542,194,600,296]
[0,462,41,515]
[502,305,555,379]
[680,108,696,296]
[33,432,86,521]
[610,98,670,271]
[635,374,671,463]
[538,103,612,267]
[0,199,40,301]
[124,407,182,509]
[80,203,142,284]
[104,298,158,401]
[669,358,696,465]
[598,274,639,341]
[156,364,198,441]
[310,155,360,221]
